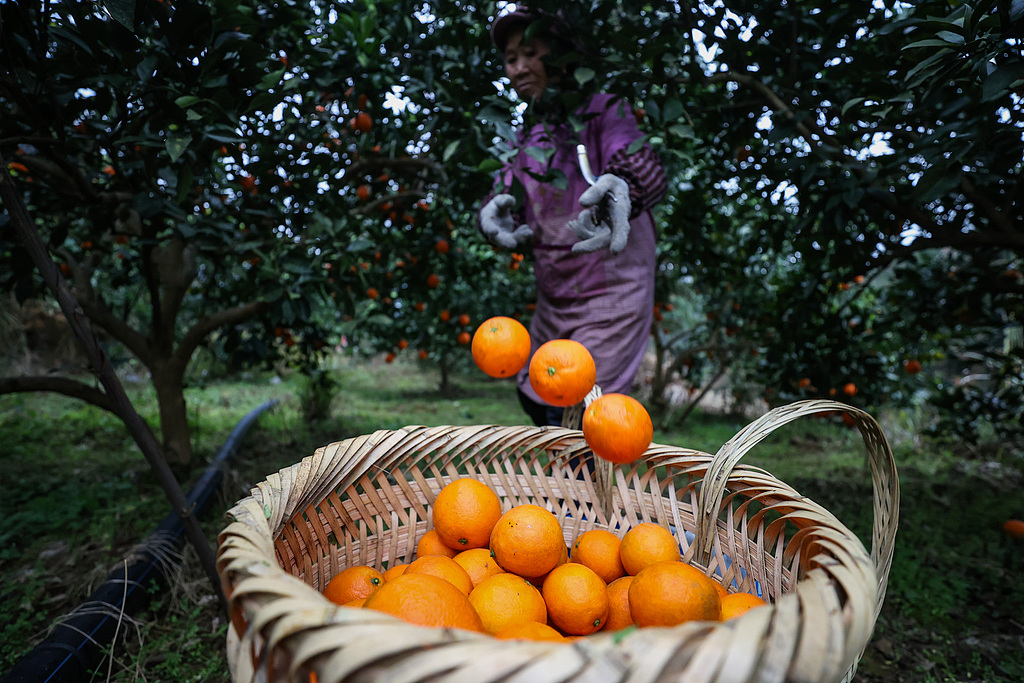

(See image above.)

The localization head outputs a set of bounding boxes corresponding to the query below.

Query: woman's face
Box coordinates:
[503,28,552,101]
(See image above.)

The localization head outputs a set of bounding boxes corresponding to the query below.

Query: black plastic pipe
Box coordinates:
[1,399,277,683]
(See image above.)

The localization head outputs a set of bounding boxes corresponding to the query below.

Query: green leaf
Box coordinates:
[101,0,135,31]
[626,134,649,155]
[176,165,194,204]
[903,39,960,50]
[915,166,963,203]
[205,130,243,144]
[905,51,948,85]
[547,168,568,191]
[174,95,202,109]
[840,98,868,116]
[524,145,554,164]
[346,238,376,252]
[166,134,192,163]
[645,99,661,124]
[136,55,158,84]
[982,62,1024,102]
[574,67,596,87]
[668,124,694,140]
[1012,0,1024,21]
[662,98,684,123]
[443,140,461,163]
[842,186,864,208]
[477,158,503,173]
[259,69,285,90]
[203,74,230,89]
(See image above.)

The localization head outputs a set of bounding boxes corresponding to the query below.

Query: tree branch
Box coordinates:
[881,229,1024,261]
[708,71,831,146]
[176,300,271,364]
[960,175,1016,235]
[150,238,198,349]
[347,155,447,178]
[0,375,116,414]
[350,190,428,216]
[56,246,154,364]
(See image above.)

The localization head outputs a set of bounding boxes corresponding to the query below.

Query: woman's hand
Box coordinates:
[569,174,632,254]
[480,194,533,249]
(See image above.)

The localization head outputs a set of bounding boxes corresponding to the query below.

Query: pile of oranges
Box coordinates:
[322,477,767,641]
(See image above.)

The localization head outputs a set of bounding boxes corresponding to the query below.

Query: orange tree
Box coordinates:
[2,0,1021,459]
[0,0,533,466]
[0,0,378,467]
[569,0,1022,447]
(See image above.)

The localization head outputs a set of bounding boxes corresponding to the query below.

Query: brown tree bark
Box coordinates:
[0,375,117,414]
[151,358,190,467]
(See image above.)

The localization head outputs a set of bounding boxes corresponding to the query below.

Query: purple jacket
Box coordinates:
[489,93,666,406]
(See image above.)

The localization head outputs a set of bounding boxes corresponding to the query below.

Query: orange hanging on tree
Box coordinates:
[528,339,596,407]
[1002,519,1024,540]
[471,316,531,379]
[581,393,653,464]
[350,111,372,133]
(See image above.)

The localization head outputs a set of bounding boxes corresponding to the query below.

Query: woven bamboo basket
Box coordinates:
[217,399,899,683]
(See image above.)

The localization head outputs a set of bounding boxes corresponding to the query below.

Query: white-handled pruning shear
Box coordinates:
[576,144,617,202]
[577,144,597,186]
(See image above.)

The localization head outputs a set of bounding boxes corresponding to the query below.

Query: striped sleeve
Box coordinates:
[605,145,668,218]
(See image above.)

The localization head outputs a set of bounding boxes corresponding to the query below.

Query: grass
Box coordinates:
[2,353,1023,681]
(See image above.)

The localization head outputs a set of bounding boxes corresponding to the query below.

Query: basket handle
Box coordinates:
[694,399,900,618]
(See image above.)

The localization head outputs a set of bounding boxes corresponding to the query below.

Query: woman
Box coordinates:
[480,8,668,427]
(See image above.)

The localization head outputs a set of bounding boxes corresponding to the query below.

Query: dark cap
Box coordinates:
[490,7,571,53]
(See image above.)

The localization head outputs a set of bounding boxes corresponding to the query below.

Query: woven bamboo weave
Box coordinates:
[217,399,899,683]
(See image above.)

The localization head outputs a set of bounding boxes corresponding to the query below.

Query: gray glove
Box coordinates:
[569,174,632,254]
[480,194,533,249]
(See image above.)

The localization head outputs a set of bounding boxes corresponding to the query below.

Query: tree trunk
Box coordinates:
[649,326,669,409]
[151,359,191,467]
[438,354,453,396]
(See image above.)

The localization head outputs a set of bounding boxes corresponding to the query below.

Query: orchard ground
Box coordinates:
[1,350,1022,681]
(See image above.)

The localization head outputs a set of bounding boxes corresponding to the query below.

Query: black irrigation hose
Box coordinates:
[2,399,278,683]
